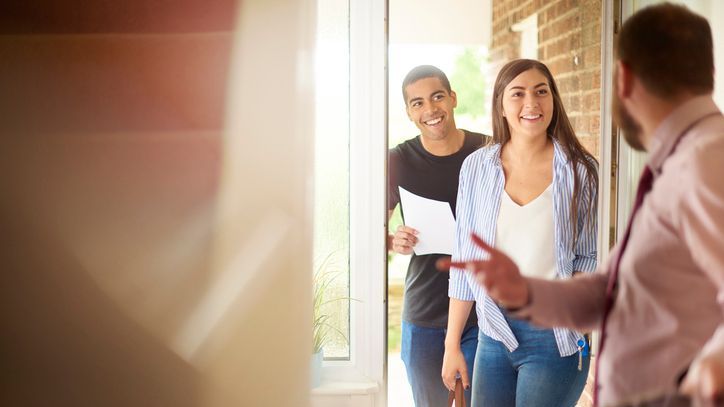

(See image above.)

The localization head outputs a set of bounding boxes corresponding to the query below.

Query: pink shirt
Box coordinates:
[518,95,724,406]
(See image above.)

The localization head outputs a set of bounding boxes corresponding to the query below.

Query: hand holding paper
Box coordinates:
[398,187,456,255]
[390,225,418,255]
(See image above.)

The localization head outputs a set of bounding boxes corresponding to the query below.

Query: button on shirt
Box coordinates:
[449,140,598,357]
[520,96,724,406]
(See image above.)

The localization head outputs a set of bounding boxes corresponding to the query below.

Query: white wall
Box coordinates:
[389,0,492,45]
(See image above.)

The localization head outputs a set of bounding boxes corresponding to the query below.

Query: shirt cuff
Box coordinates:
[508,278,551,321]
[448,281,475,302]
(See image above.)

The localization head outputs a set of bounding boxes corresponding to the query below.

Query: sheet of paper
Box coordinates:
[398,187,456,255]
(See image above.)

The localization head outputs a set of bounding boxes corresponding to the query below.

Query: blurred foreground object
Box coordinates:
[0,0,315,405]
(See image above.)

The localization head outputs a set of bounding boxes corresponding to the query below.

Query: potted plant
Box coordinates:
[311,253,354,387]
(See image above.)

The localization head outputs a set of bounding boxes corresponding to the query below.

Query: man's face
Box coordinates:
[404,77,457,141]
[613,69,645,151]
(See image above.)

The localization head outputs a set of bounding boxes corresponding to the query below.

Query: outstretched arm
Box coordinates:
[442,233,608,332]
[520,272,607,332]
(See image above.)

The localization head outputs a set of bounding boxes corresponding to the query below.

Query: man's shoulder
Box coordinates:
[681,117,724,184]
[461,129,490,146]
[462,142,498,167]
[388,137,422,175]
[462,129,488,140]
[390,136,421,153]
[676,112,724,162]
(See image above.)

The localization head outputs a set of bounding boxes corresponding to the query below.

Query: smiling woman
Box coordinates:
[444,59,598,407]
[500,69,554,144]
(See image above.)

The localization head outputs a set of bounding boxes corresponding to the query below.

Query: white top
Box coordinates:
[495,184,556,280]
[449,141,598,357]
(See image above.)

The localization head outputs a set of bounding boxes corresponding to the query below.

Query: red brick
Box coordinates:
[584,91,597,110]
[577,115,589,133]
[589,114,601,133]
[582,4,601,24]
[568,94,581,112]
[583,45,601,67]
[570,32,582,49]
[592,72,601,89]
[557,76,573,93]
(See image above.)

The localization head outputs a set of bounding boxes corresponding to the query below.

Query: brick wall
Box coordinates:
[490,0,602,160]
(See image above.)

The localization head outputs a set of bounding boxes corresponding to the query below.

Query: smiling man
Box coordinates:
[388,65,488,407]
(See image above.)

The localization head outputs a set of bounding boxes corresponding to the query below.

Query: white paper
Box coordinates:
[398,187,456,255]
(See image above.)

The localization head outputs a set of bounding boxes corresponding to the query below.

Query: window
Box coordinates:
[511,14,539,59]
[313,0,386,391]
[314,0,351,361]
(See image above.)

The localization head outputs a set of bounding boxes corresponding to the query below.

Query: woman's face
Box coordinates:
[500,68,554,141]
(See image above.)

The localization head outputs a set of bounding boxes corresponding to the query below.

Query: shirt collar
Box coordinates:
[485,137,568,168]
[647,95,719,173]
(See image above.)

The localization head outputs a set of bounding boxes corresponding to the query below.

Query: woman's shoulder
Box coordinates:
[462,143,501,169]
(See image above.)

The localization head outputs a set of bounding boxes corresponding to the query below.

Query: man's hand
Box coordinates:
[438,233,530,309]
[390,225,418,255]
[680,353,724,406]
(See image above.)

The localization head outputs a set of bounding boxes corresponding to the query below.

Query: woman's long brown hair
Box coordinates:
[491,59,598,249]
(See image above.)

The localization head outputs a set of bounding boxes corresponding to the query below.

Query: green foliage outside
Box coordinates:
[388,205,404,263]
[313,251,355,355]
[450,47,488,119]
[387,204,404,352]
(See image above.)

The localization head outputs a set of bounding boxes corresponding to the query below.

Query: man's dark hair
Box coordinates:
[617,2,714,97]
[401,65,452,105]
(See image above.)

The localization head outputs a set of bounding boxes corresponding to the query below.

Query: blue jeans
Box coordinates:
[471,318,590,407]
[401,321,478,407]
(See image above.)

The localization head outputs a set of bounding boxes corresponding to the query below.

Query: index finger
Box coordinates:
[439,258,493,274]
[471,233,502,256]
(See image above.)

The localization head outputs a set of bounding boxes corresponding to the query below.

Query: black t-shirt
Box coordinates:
[389,130,487,328]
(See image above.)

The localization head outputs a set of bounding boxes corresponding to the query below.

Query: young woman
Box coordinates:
[441,59,598,407]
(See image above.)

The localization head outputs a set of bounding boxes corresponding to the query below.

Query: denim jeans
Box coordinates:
[401,320,478,407]
[471,317,590,407]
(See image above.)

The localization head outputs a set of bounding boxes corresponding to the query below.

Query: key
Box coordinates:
[576,338,588,371]
[577,345,583,371]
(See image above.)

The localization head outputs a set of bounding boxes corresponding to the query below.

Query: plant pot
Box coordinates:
[310,349,324,388]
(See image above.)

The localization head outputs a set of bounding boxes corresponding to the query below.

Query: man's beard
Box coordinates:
[612,88,645,152]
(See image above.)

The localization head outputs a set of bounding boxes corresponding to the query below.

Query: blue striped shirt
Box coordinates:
[448,140,597,357]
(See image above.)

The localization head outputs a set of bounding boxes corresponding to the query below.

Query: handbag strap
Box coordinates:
[447,378,466,407]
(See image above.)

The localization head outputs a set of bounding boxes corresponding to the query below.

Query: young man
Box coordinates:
[445,4,724,407]
[388,65,488,407]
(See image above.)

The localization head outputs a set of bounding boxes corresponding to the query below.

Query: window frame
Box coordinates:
[319,0,387,398]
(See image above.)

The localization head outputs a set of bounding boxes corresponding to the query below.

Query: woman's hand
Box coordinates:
[441,346,470,392]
